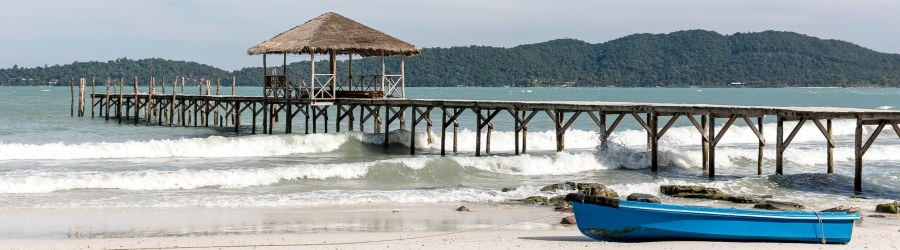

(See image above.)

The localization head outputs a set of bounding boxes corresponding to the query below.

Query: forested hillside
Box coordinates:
[4,30,900,87]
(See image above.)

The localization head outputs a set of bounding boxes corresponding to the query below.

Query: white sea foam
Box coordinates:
[0,133,348,160]
[0,162,375,193]
[876,106,894,110]
[451,152,607,175]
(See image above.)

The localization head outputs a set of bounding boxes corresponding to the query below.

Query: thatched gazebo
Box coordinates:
[247,12,420,99]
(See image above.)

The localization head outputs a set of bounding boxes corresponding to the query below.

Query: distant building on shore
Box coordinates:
[730,82,747,87]
[48,79,58,86]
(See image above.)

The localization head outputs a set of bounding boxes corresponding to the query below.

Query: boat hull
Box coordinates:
[568,194,858,244]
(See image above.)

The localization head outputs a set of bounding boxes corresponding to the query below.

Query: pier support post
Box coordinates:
[701,115,709,172]
[286,103,293,134]
[251,102,258,134]
[410,106,417,155]
[513,109,520,155]
[521,111,527,154]
[599,112,608,151]
[426,111,433,145]
[776,116,784,175]
[475,107,482,156]
[70,78,74,117]
[650,112,658,172]
[235,102,241,133]
[708,115,715,178]
[556,111,563,152]
[384,106,391,148]
[758,116,764,175]
[827,119,834,173]
[854,118,862,192]
[133,77,138,125]
[441,106,447,156]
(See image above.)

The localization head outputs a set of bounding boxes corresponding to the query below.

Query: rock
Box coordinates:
[626,193,661,204]
[576,183,619,197]
[560,215,576,225]
[670,193,762,204]
[548,195,568,207]
[875,202,900,214]
[522,196,548,204]
[555,206,574,213]
[501,187,516,192]
[660,185,723,195]
[540,182,576,192]
[849,195,869,199]
[754,200,804,211]
[867,214,887,218]
[821,206,860,213]
[456,206,469,212]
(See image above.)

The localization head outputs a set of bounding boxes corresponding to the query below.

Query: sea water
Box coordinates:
[1,86,899,238]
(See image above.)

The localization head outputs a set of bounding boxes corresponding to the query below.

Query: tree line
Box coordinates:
[3,30,899,88]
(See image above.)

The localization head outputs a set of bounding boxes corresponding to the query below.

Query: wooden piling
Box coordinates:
[776,116,784,175]
[827,119,834,173]
[133,77,138,125]
[701,115,709,172]
[475,107,482,156]
[70,78,74,117]
[650,112,658,172]
[758,116,764,175]
[90,77,95,117]
[105,78,111,120]
[708,115,715,178]
[854,118,862,192]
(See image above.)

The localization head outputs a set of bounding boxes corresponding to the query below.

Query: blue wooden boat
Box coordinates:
[565,193,859,244]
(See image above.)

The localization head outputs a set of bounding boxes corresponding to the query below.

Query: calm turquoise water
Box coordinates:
[1,86,899,237]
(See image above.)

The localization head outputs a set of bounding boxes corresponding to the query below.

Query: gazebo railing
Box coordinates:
[383,74,404,98]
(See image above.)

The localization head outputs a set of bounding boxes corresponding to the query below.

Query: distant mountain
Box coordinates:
[3,30,900,87]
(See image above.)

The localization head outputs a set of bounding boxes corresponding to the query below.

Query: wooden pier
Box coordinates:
[67,12,900,193]
[79,87,900,193]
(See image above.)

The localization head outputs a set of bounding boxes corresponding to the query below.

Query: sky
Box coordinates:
[2,0,900,71]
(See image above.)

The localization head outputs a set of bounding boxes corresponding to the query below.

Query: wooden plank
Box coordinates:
[656,113,681,140]
[685,113,709,142]
[892,121,900,139]
[631,112,651,133]
[713,114,737,147]
[742,115,766,146]
[860,120,886,157]
[606,113,626,135]
[780,117,807,153]
[812,119,836,147]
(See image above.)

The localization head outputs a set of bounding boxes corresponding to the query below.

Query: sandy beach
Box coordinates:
[1,203,898,250]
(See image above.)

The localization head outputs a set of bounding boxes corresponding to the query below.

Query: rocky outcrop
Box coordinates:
[626,193,661,204]
[659,185,764,204]
[660,185,723,195]
[456,206,469,212]
[821,206,860,213]
[522,196,548,204]
[753,200,805,211]
[548,195,568,207]
[501,187,516,192]
[875,201,900,214]
[540,182,576,192]
[577,183,619,197]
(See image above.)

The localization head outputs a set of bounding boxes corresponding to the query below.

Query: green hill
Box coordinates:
[3,30,900,87]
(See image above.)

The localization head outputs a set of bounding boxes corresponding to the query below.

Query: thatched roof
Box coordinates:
[247,12,420,57]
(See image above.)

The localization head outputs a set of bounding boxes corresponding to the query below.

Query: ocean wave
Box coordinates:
[0,134,348,160]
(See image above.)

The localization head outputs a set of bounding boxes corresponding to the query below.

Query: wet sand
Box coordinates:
[0,203,898,249]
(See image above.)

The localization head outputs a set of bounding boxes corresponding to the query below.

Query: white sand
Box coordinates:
[1,204,898,250]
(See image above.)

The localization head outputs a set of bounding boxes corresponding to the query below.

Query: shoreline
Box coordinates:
[1,203,898,249]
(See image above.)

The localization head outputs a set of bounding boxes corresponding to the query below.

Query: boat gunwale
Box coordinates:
[590,201,861,221]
